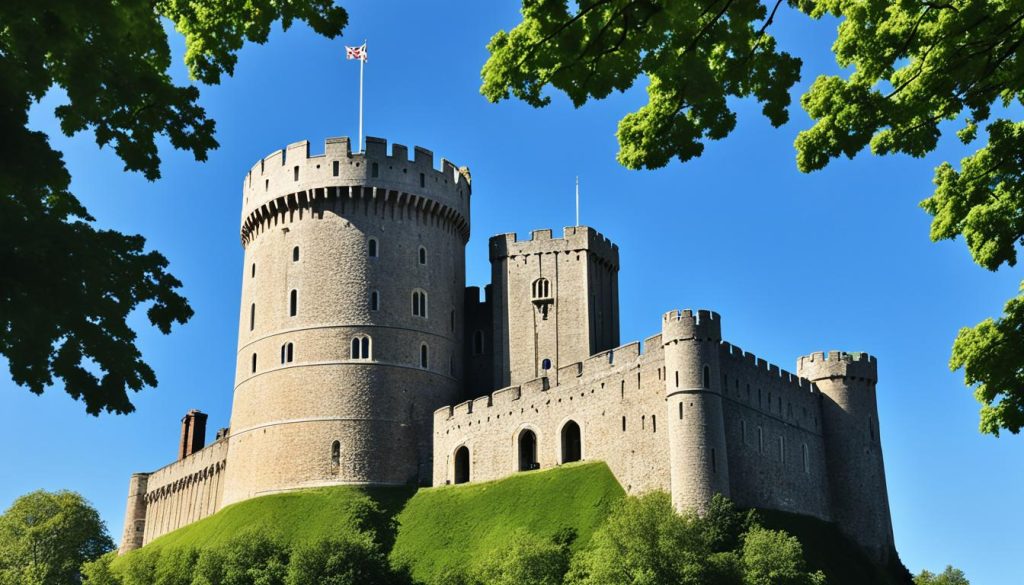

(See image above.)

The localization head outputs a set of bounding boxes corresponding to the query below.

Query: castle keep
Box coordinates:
[120,137,895,562]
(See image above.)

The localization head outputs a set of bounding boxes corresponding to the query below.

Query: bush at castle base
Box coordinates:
[286,532,406,585]
[564,493,825,585]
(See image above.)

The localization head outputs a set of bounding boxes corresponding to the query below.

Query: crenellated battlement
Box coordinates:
[488,225,619,268]
[661,309,722,343]
[240,136,471,243]
[719,341,818,395]
[797,351,877,383]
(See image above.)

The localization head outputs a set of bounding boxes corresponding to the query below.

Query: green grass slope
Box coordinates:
[390,462,625,583]
[120,484,414,557]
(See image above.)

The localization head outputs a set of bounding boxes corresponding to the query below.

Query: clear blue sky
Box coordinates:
[2,2,1021,582]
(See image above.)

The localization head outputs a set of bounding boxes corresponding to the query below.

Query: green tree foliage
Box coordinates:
[564,492,823,585]
[741,526,826,585]
[286,532,406,585]
[481,0,801,170]
[219,530,290,585]
[471,528,574,585]
[0,490,114,585]
[1,0,347,415]
[914,565,970,585]
[483,0,1024,435]
[81,553,122,585]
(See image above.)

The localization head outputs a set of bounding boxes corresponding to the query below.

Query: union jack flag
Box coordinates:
[345,44,367,61]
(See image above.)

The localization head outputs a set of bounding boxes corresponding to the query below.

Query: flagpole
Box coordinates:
[358,42,365,153]
[575,176,580,226]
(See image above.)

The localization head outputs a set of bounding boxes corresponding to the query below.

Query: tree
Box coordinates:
[1,1,347,415]
[741,526,826,585]
[472,529,573,585]
[80,553,122,585]
[564,491,742,585]
[483,0,1024,436]
[0,490,114,585]
[914,566,970,585]
[286,532,406,585]
[219,530,289,585]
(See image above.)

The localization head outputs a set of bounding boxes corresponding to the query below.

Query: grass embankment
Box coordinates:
[390,462,625,583]
[115,462,910,585]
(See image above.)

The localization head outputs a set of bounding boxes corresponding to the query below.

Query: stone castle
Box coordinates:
[119,137,895,562]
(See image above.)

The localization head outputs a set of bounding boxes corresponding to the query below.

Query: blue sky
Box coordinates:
[3,2,1021,582]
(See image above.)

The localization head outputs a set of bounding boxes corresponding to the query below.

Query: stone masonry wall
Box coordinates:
[139,438,229,547]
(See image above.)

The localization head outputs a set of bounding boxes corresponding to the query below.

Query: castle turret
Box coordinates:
[118,473,149,554]
[662,309,729,513]
[223,137,471,505]
[489,227,619,387]
[797,351,894,562]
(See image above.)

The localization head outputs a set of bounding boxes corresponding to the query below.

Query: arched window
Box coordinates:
[802,443,810,474]
[702,365,711,389]
[418,246,427,265]
[331,441,341,472]
[368,237,378,258]
[370,290,379,311]
[561,421,582,463]
[292,246,299,262]
[412,289,428,318]
[541,358,551,370]
[293,165,299,181]
[518,429,538,471]
[280,342,294,364]
[350,335,371,360]
[531,278,551,299]
[420,344,429,369]
[289,289,298,317]
[251,353,257,373]
[250,303,256,331]
[454,446,470,484]
[473,331,485,355]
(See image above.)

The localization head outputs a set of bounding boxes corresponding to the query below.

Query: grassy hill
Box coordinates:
[113,462,910,585]
[390,462,624,583]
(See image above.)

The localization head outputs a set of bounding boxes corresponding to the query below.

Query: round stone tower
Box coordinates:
[797,351,894,562]
[662,309,730,513]
[222,136,471,506]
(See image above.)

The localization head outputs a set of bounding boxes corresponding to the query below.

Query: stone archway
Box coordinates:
[454,446,470,484]
[560,420,582,463]
[518,429,538,471]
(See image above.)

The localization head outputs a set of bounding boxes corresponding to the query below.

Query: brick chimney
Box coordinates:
[178,410,208,460]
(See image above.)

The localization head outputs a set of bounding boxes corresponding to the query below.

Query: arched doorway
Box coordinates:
[561,420,582,463]
[518,429,538,471]
[454,446,470,484]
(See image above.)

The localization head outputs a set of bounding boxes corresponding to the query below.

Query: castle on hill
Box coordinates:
[119,137,895,562]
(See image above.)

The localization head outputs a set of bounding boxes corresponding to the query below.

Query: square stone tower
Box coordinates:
[489,226,619,387]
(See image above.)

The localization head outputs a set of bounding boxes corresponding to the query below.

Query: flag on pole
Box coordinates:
[346,44,368,61]
[345,42,368,152]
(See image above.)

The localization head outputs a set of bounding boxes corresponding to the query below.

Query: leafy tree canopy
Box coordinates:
[0,490,114,585]
[1,1,347,415]
[914,565,970,585]
[483,0,1024,435]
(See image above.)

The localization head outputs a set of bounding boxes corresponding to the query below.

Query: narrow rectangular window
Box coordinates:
[711,448,717,473]
[332,160,339,176]
[675,371,679,387]
[678,402,683,419]
[652,415,656,433]
[372,162,379,177]
[251,353,257,373]
[621,416,626,432]
[293,165,299,181]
